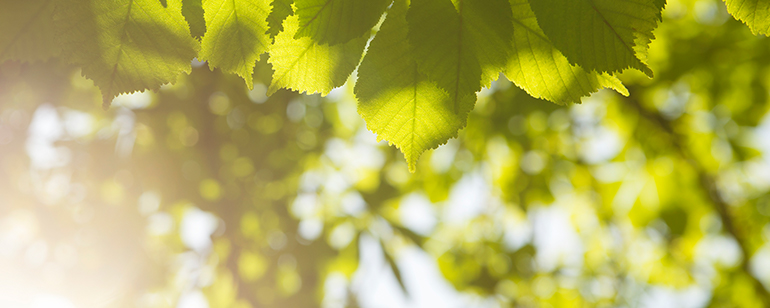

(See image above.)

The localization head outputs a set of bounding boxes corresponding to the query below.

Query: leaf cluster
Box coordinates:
[1,0,765,170]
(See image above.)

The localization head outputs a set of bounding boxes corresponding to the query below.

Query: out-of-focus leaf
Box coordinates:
[56,0,199,106]
[0,0,59,63]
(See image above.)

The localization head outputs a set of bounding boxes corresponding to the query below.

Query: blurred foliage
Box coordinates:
[3,1,770,308]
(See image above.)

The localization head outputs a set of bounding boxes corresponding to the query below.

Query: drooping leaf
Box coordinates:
[293,0,391,45]
[182,0,206,37]
[505,0,628,104]
[356,0,473,171]
[267,0,293,38]
[724,0,770,36]
[268,14,367,95]
[0,0,59,63]
[199,0,271,87]
[407,0,513,112]
[529,0,662,77]
[56,0,199,106]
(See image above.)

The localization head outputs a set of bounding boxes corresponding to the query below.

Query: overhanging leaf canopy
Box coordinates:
[9,0,770,170]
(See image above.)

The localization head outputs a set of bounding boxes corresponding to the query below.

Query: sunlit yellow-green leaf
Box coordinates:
[505,0,628,104]
[182,0,206,37]
[293,0,391,44]
[56,0,199,106]
[724,0,770,36]
[199,0,271,87]
[268,14,367,95]
[267,0,293,38]
[407,0,512,112]
[529,0,662,77]
[356,0,473,171]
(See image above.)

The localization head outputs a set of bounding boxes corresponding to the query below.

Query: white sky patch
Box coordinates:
[399,193,437,236]
[322,272,349,308]
[352,235,495,308]
[31,294,76,308]
[430,139,459,173]
[579,126,623,164]
[341,191,367,217]
[112,91,152,109]
[180,208,219,253]
[640,285,711,308]
[530,206,584,272]
[352,235,409,308]
[61,109,94,139]
[502,210,533,251]
[570,97,624,165]
[750,242,770,289]
[26,104,69,170]
[177,290,209,308]
[442,170,490,225]
[695,235,742,269]
[298,218,323,241]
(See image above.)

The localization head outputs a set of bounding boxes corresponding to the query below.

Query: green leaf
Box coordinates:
[0,0,59,63]
[724,0,770,36]
[293,0,391,45]
[56,0,199,106]
[407,0,513,112]
[182,0,206,37]
[356,0,473,171]
[267,0,293,38]
[529,0,662,77]
[505,0,628,104]
[199,0,271,87]
[268,14,367,95]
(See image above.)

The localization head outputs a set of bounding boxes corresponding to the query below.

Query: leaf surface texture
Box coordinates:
[529,0,661,76]
[293,0,391,44]
[268,14,367,95]
[199,0,271,86]
[356,0,473,171]
[725,0,770,35]
[505,0,628,104]
[407,0,513,112]
[56,0,199,105]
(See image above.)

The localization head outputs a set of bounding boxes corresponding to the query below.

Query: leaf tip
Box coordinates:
[266,83,281,96]
[243,75,255,90]
[407,160,417,173]
[101,94,115,110]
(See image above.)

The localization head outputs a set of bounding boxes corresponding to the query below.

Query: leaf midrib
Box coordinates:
[104,0,135,106]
